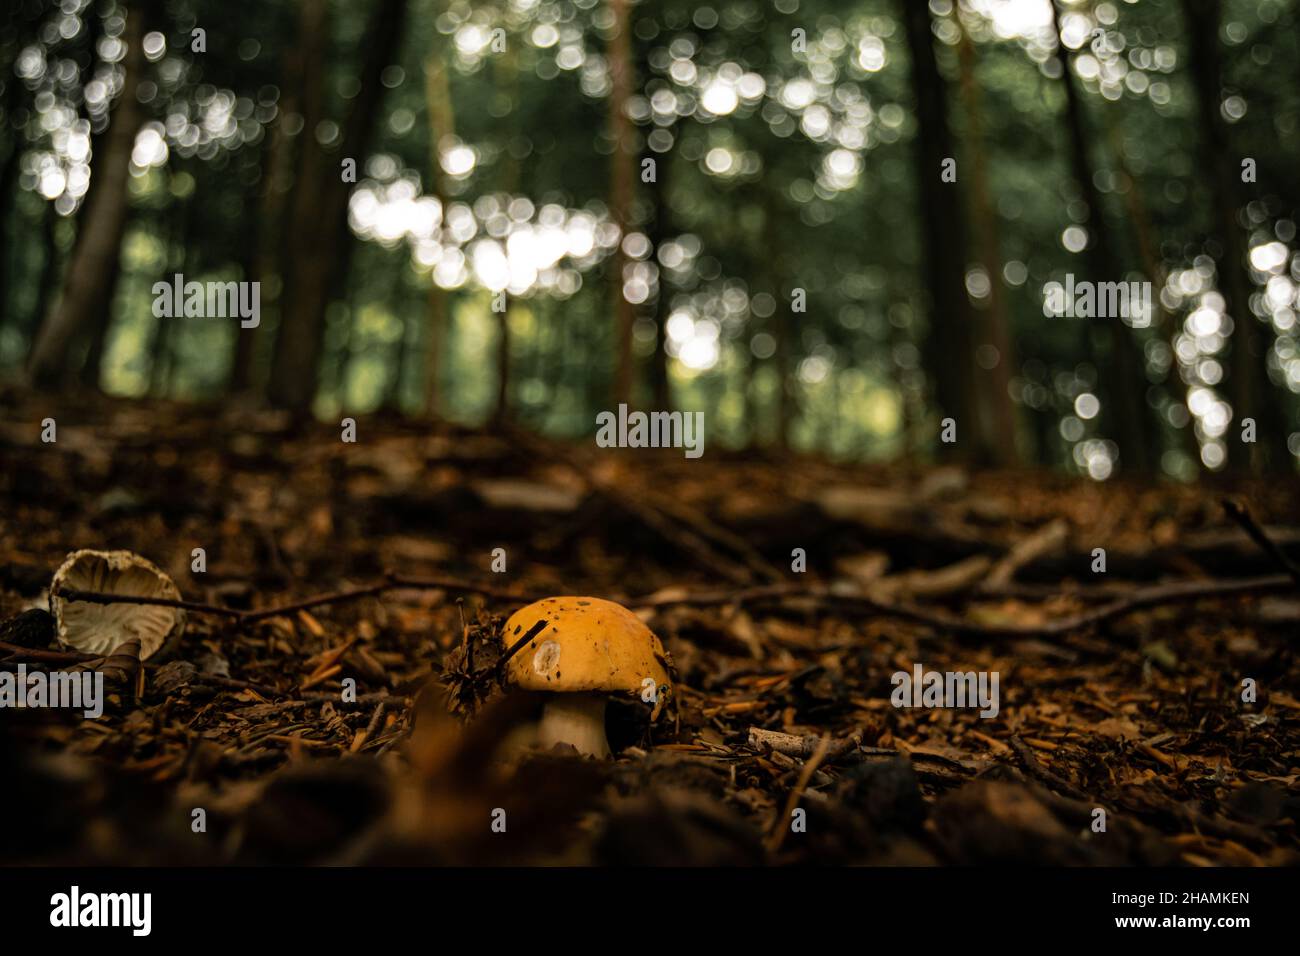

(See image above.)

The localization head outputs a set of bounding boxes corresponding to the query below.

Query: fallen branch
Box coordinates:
[1223,497,1300,588]
[766,734,832,854]
[1010,734,1089,801]
[747,727,860,760]
[56,573,545,629]
[51,569,1295,642]
[630,574,1295,637]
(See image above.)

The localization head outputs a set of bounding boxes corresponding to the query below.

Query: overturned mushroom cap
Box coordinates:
[49,549,185,659]
[501,597,671,703]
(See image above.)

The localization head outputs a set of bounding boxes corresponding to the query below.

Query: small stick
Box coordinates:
[497,618,549,674]
[0,641,96,664]
[1010,735,1089,801]
[766,734,832,855]
[350,702,386,753]
[1222,497,1300,588]
[54,574,544,629]
[52,571,1295,641]
[56,587,245,618]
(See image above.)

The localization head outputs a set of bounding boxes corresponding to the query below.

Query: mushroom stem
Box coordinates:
[538,694,610,758]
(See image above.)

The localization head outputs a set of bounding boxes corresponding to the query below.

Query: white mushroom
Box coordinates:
[49,550,185,660]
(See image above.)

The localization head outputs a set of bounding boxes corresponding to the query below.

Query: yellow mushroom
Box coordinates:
[500,596,671,758]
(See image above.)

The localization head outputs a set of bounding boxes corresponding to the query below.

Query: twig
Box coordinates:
[748,727,859,760]
[629,574,1294,637]
[497,618,549,676]
[52,567,1294,642]
[1222,497,1300,588]
[766,734,832,854]
[0,640,96,664]
[55,573,545,629]
[505,424,772,585]
[351,701,386,753]
[986,519,1068,588]
[56,587,245,618]
[1009,734,1089,801]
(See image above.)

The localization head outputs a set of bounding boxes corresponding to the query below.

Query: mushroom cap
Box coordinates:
[49,549,185,660]
[501,597,671,699]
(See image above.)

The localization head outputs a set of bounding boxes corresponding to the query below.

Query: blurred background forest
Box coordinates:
[2,0,1300,479]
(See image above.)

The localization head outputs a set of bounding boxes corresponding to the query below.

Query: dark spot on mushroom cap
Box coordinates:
[513,625,521,635]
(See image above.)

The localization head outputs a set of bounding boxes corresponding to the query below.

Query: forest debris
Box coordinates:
[470,478,583,513]
[747,727,860,760]
[0,608,56,649]
[1222,497,1300,588]
[987,519,1069,588]
[4,402,1299,866]
[68,637,142,686]
[833,551,890,587]
[1009,735,1089,801]
[874,555,992,600]
[766,734,832,853]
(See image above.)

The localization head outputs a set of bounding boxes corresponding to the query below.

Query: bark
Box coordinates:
[494,302,512,424]
[1101,114,1201,466]
[1182,0,1288,473]
[1050,0,1153,472]
[763,192,791,451]
[421,44,454,418]
[899,0,982,461]
[73,5,114,387]
[648,134,674,411]
[607,0,636,406]
[268,0,409,411]
[955,16,1020,466]
[0,3,44,336]
[26,2,149,386]
[491,46,521,425]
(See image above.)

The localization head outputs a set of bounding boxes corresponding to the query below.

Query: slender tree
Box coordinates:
[607,0,636,407]
[26,0,153,385]
[1050,0,1152,472]
[1182,0,1288,472]
[899,0,983,461]
[268,0,409,412]
[954,12,1020,466]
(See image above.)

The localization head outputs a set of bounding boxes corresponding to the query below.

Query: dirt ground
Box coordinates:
[1,392,1298,865]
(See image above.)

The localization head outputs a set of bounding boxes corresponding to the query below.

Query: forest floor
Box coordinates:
[1,390,1298,865]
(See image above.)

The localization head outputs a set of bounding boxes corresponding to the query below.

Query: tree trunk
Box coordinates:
[421,40,455,418]
[1051,0,1152,473]
[494,302,512,423]
[0,2,45,338]
[26,3,149,386]
[648,130,674,411]
[268,0,409,412]
[607,0,636,407]
[1182,0,1287,473]
[899,0,982,462]
[763,191,791,451]
[955,16,1020,466]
